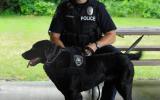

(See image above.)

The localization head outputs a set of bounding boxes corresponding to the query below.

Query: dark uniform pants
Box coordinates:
[95,45,120,100]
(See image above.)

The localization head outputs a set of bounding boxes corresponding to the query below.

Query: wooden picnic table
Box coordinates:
[116,27,160,35]
[116,27,160,66]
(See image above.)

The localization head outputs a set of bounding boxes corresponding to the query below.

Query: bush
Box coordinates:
[105,0,160,18]
[143,2,160,18]
[0,0,160,18]
[34,1,55,15]
[0,9,16,16]
[19,0,56,15]
[0,0,20,15]
[0,0,56,15]
[19,0,35,15]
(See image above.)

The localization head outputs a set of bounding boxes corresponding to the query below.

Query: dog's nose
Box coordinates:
[22,53,26,58]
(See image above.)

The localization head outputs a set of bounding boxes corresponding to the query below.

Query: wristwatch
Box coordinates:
[95,42,101,49]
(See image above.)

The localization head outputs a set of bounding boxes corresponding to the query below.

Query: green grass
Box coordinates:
[0,16,51,34]
[134,67,160,80]
[0,16,160,80]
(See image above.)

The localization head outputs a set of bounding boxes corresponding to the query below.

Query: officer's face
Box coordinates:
[71,0,87,4]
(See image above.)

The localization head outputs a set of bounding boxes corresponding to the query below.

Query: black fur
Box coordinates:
[127,51,142,60]
[22,40,134,100]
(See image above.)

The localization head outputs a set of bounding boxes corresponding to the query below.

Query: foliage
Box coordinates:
[34,1,55,15]
[0,0,160,18]
[0,0,20,15]
[0,0,56,15]
[18,0,56,15]
[105,0,160,18]
[143,2,160,18]
[18,0,35,15]
[19,0,56,15]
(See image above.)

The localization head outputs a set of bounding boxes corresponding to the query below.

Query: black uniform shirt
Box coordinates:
[48,1,117,34]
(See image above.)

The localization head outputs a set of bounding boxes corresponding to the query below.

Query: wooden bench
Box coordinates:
[117,46,160,51]
[116,27,160,35]
[116,27,160,66]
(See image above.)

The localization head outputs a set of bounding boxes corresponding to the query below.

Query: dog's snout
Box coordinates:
[22,53,26,59]
[22,51,30,59]
[22,50,36,60]
[22,51,32,60]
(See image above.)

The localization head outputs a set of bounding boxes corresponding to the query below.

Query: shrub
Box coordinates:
[143,2,160,18]
[0,0,56,15]
[105,0,160,18]
[18,0,35,15]
[1,0,160,18]
[33,1,55,15]
[0,0,20,14]
[19,0,56,15]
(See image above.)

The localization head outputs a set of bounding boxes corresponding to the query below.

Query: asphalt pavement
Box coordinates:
[0,80,160,100]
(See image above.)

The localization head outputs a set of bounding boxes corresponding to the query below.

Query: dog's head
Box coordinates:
[22,40,57,67]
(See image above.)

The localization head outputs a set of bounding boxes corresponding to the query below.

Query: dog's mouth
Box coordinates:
[27,57,41,68]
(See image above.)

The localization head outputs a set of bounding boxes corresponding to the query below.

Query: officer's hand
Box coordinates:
[84,46,94,56]
[86,43,97,52]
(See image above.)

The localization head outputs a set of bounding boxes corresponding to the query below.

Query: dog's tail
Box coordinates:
[126,51,142,60]
[124,35,144,54]
[124,35,144,60]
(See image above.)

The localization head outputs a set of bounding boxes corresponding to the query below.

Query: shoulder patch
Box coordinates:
[74,55,84,67]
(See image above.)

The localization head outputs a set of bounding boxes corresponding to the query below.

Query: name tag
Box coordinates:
[81,16,96,21]
[65,15,75,18]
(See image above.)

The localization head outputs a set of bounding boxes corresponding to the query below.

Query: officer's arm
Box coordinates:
[48,3,65,48]
[97,30,116,47]
[50,32,65,48]
[96,3,117,47]
[86,30,116,52]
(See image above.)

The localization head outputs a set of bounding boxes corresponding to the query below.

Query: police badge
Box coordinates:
[87,6,94,15]
[74,55,83,67]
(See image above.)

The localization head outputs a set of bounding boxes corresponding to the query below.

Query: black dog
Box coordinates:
[22,40,135,100]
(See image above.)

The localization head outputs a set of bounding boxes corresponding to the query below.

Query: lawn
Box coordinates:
[0,16,160,81]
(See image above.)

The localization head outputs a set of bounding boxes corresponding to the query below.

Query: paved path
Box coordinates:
[0,80,160,100]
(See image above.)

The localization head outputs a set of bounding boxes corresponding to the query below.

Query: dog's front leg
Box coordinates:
[65,75,82,100]
[64,91,82,100]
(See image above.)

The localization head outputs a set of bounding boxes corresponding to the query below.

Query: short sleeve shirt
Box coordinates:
[48,1,117,34]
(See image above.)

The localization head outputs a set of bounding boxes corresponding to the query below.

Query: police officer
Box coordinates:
[48,0,120,99]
